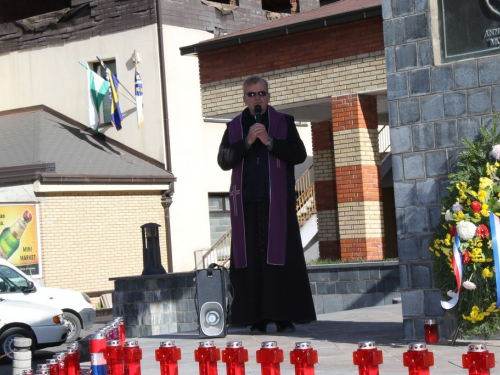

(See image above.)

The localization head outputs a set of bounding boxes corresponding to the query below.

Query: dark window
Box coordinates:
[91,59,117,125]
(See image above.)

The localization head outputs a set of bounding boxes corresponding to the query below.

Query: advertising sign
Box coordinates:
[438,0,500,63]
[0,204,41,276]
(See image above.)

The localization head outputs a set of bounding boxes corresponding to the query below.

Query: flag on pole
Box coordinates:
[97,57,123,131]
[87,69,109,133]
[489,212,500,308]
[441,234,463,310]
[135,68,144,128]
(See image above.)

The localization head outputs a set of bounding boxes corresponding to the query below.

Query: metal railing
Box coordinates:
[378,125,391,155]
[295,166,316,226]
[201,228,231,268]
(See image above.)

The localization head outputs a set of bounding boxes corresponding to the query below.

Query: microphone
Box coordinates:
[254,105,262,123]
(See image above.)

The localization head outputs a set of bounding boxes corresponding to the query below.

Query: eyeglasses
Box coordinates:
[245,91,268,97]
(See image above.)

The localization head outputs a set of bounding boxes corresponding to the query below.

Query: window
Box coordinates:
[208,194,231,246]
[0,265,29,293]
[92,59,116,124]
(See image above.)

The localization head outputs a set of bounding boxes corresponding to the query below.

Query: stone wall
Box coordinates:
[382,0,500,340]
[111,261,400,337]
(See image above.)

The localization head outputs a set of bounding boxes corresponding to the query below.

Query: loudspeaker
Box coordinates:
[195,263,231,338]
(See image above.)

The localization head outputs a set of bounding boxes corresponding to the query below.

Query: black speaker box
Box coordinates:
[194,263,231,338]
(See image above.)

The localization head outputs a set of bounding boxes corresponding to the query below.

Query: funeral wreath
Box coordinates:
[430,120,500,337]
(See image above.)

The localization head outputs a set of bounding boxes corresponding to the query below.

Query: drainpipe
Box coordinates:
[156,0,174,273]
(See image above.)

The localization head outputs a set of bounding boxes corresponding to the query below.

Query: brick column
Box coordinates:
[332,94,384,260]
[311,121,340,260]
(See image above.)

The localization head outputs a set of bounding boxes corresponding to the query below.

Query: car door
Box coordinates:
[0,264,44,304]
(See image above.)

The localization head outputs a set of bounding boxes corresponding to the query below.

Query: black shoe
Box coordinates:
[249,321,268,335]
[276,321,295,333]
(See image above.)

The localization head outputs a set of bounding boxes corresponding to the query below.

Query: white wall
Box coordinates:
[163,25,223,271]
[0,25,166,164]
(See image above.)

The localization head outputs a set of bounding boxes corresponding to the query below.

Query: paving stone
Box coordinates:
[406,206,428,233]
[412,123,435,150]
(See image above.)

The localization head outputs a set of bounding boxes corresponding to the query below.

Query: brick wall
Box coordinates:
[199,17,384,84]
[201,50,386,117]
[38,191,167,299]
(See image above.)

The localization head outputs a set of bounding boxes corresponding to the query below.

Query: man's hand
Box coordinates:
[247,123,269,145]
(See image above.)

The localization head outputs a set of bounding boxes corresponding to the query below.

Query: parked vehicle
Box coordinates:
[0,258,95,342]
[0,298,68,361]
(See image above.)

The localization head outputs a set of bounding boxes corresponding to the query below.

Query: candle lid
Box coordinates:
[424,319,436,325]
[226,341,243,348]
[357,341,377,350]
[294,342,312,350]
[107,339,121,347]
[261,341,278,349]
[160,341,176,347]
[468,343,488,352]
[408,342,427,351]
[124,340,139,347]
[199,341,215,348]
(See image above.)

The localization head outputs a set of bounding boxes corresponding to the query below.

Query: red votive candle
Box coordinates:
[424,319,438,344]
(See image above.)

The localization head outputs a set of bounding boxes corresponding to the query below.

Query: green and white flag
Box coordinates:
[88,69,109,132]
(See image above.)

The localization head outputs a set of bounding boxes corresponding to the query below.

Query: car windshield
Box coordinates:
[0,265,29,293]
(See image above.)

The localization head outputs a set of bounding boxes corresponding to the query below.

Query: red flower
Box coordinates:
[475,224,489,239]
[450,226,456,237]
[471,200,482,213]
[462,251,471,264]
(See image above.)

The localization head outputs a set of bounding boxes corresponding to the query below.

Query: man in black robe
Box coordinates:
[217,75,316,334]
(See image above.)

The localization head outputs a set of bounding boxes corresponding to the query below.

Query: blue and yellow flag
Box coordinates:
[135,68,144,128]
[97,57,123,131]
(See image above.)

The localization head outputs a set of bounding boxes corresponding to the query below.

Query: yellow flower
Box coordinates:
[475,213,481,219]
[483,268,493,277]
[479,177,493,191]
[478,190,487,202]
[457,211,465,221]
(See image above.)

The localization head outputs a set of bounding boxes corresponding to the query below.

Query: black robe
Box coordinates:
[217,107,317,326]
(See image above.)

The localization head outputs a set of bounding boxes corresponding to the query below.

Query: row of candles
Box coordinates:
[20,339,496,375]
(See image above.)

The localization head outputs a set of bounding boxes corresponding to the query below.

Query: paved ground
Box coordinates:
[3,303,500,374]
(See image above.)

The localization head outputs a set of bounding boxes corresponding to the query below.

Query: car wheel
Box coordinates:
[63,312,81,343]
[0,327,34,361]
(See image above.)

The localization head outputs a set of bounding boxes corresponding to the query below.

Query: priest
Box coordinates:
[217,75,316,334]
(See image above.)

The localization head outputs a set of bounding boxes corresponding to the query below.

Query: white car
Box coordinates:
[0,298,68,361]
[0,258,95,342]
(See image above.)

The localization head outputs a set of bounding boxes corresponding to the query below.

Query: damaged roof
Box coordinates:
[0,106,175,185]
[180,0,382,55]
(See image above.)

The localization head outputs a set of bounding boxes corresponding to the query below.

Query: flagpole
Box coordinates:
[81,60,136,104]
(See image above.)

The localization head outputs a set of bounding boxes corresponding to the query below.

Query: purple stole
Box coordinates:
[228,106,288,268]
